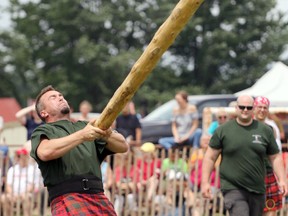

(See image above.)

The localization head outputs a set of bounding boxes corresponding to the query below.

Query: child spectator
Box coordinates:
[1,148,33,216]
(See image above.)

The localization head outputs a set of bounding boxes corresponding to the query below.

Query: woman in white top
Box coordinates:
[159,91,202,149]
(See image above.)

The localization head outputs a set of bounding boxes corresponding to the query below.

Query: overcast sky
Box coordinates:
[0,0,287,29]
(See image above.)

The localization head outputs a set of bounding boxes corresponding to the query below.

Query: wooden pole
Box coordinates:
[95,0,204,129]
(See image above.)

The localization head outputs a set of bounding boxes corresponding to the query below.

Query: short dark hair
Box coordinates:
[35,85,55,122]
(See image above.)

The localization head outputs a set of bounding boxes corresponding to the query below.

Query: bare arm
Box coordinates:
[171,121,178,137]
[104,130,129,153]
[171,108,180,141]
[181,106,199,142]
[187,106,199,136]
[15,105,35,125]
[135,128,142,145]
[5,183,12,194]
[104,164,114,189]
[268,153,288,196]
[201,146,221,199]
[37,119,128,161]
[26,183,34,193]
[185,119,198,138]
[129,127,142,146]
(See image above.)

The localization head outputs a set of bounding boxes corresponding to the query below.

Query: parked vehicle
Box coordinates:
[140,94,237,143]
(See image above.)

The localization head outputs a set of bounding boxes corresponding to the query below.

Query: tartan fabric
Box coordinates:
[263,171,282,212]
[51,192,117,216]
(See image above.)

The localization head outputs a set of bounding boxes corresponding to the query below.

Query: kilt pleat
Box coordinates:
[264,171,282,212]
[51,192,117,216]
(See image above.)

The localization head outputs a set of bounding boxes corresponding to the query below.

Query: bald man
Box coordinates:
[201,95,287,216]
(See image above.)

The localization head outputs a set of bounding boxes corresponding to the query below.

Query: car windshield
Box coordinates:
[143,98,199,122]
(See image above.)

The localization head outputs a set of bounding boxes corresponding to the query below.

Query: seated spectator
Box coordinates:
[101,158,113,201]
[115,102,142,147]
[207,108,228,135]
[23,140,46,216]
[162,147,188,181]
[128,101,142,119]
[189,135,220,193]
[187,135,220,216]
[136,142,161,203]
[159,91,202,150]
[1,148,34,216]
[23,140,44,191]
[113,151,138,215]
[76,100,93,121]
[161,147,189,216]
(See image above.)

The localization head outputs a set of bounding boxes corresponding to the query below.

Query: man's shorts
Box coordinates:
[264,170,282,212]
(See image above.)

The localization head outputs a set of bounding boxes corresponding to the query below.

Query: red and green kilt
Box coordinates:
[51,192,117,216]
[263,171,282,212]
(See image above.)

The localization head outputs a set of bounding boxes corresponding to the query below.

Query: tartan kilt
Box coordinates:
[51,192,117,216]
[263,171,282,212]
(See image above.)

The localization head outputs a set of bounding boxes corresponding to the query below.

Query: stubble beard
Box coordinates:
[61,106,70,115]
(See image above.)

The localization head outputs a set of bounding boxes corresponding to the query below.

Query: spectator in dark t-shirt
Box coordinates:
[16,104,43,140]
[116,102,142,147]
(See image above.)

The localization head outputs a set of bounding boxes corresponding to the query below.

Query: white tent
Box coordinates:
[235,61,288,106]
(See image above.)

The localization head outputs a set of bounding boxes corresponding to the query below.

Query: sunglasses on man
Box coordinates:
[238,105,253,111]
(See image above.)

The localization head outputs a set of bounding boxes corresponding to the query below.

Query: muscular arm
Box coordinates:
[104,130,129,153]
[37,128,93,161]
[37,120,128,161]
[268,153,288,196]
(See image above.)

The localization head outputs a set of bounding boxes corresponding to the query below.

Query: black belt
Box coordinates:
[48,175,104,202]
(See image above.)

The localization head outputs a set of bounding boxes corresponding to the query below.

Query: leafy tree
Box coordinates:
[169,0,288,93]
[0,0,287,113]
[0,31,40,105]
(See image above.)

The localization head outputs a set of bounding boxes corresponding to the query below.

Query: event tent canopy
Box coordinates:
[235,61,288,106]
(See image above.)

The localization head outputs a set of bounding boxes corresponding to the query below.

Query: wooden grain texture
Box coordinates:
[95,0,204,129]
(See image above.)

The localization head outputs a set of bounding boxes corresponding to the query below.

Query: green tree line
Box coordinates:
[0,0,287,115]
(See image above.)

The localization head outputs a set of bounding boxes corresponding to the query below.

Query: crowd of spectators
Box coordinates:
[0,91,287,216]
